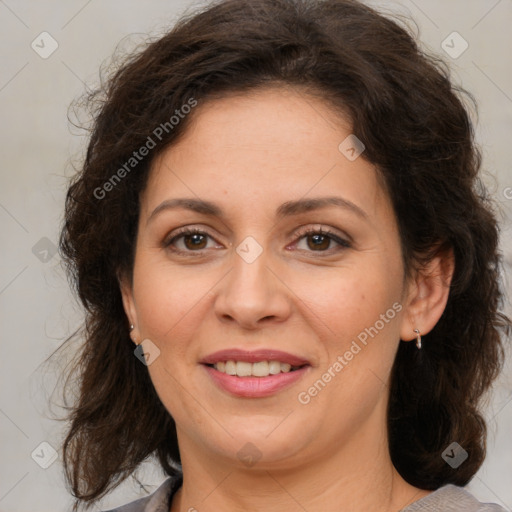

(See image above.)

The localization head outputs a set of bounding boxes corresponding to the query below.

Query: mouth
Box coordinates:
[200,349,311,398]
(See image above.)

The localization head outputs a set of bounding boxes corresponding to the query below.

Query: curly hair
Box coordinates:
[57,0,511,509]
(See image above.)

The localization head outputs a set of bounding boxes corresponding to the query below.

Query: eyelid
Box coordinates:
[164,224,352,254]
[163,226,220,251]
[292,224,352,246]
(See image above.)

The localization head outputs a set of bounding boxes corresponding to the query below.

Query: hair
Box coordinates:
[57,0,511,509]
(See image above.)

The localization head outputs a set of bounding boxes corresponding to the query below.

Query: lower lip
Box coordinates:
[203,364,310,398]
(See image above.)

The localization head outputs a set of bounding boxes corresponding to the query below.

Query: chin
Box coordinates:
[203,419,316,467]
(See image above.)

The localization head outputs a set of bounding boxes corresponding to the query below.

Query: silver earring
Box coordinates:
[413,328,422,349]
[129,324,139,345]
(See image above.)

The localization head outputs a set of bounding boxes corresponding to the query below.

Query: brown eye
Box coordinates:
[305,233,331,251]
[182,232,208,250]
[294,227,351,253]
[165,228,218,254]
[164,226,351,256]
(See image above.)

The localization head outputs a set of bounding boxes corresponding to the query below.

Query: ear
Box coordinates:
[117,269,140,343]
[399,247,455,341]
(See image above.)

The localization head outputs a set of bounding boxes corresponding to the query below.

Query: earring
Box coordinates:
[129,324,139,345]
[413,328,422,350]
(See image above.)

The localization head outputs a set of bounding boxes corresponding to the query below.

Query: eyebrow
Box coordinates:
[146,196,369,226]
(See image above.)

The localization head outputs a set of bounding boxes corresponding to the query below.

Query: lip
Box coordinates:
[203,364,310,398]
[199,348,310,366]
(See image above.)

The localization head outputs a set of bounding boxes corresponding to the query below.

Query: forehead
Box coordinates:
[141,86,391,225]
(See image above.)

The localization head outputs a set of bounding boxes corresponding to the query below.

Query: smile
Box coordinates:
[202,362,310,398]
[200,348,311,397]
[208,360,304,377]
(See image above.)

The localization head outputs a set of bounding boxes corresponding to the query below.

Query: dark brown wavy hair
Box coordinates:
[56,0,511,509]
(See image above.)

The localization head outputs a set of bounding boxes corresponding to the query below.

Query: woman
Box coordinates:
[58,0,511,510]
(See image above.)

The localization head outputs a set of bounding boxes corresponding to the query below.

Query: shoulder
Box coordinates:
[402,484,509,512]
[100,475,182,512]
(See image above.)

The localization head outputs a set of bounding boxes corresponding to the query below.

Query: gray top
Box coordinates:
[102,475,509,512]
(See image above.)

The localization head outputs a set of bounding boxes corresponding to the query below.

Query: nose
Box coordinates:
[213,245,292,330]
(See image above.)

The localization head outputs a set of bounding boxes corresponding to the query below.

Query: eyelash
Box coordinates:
[163,226,352,257]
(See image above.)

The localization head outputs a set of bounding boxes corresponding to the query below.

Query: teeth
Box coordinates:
[269,361,281,374]
[212,360,300,377]
[252,361,269,377]
[236,361,252,377]
[225,360,236,375]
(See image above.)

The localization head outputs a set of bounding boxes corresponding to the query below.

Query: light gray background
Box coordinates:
[1,1,511,511]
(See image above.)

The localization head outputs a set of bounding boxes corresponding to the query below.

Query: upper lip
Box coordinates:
[200,348,310,366]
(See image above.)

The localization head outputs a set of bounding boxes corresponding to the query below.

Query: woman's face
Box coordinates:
[121,86,418,469]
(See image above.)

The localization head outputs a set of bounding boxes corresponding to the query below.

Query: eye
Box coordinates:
[292,226,351,254]
[164,228,221,255]
[164,225,351,256]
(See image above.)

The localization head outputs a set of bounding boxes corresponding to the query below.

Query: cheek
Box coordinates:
[132,258,211,341]
[289,260,402,345]
[294,267,402,418]
[132,262,211,417]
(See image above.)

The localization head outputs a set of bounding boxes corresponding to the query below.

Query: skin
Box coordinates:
[120,85,454,512]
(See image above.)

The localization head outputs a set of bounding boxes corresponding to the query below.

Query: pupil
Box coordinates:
[309,234,329,250]
[186,234,206,249]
